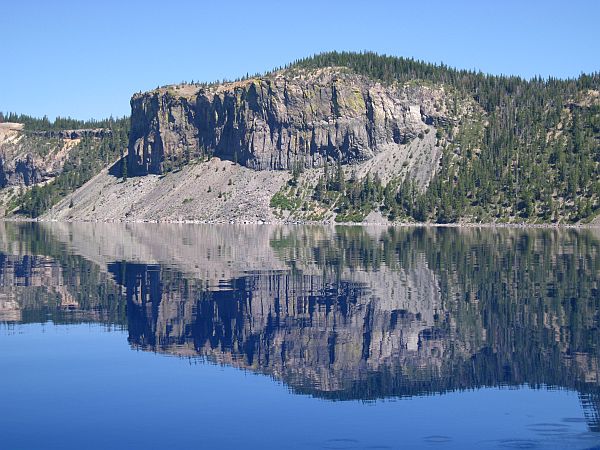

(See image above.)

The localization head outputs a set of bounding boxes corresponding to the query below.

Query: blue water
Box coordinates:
[1,223,600,449]
[0,323,596,450]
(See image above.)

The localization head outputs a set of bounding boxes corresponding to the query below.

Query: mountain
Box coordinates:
[2,52,599,224]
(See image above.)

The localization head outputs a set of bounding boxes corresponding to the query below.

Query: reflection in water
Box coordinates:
[1,222,599,431]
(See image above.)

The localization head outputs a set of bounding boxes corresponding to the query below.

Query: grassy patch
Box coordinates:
[335,210,368,223]
[270,190,301,211]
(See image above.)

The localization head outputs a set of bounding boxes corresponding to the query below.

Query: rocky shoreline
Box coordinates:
[5,215,597,230]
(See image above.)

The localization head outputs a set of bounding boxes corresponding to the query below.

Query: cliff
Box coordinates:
[0,117,128,218]
[0,123,64,188]
[32,52,600,224]
[0,123,112,189]
[128,67,469,179]
[45,66,480,223]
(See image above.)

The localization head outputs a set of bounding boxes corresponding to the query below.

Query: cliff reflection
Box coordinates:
[1,223,600,424]
[106,225,600,403]
[0,223,125,325]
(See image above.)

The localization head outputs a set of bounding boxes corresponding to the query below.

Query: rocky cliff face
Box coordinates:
[30,128,112,140]
[0,123,111,188]
[128,67,465,175]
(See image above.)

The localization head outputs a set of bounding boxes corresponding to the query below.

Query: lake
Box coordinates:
[1,222,599,449]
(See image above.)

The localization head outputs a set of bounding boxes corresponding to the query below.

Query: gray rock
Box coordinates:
[0,127,112,189]
[128,67,455,175]
[30,128,112,140]
[0,154,42,188]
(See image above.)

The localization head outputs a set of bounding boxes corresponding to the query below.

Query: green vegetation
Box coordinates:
[0,112,124,131]
[313,162,384,223]
[270,190,300,211]
[11,117,129,217]
[290,51,600,223]
[270,162,386,222]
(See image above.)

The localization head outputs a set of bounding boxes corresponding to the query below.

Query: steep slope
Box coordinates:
[47,65,479,223]
[39,52,600,224]
[0,116,129,218]
[291,52,600,223]
[0,122,71,187]
[0,123,113,187]
[127,67,468,178]
[44,157,289,223]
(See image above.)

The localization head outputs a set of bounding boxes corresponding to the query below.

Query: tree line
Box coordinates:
[292,51,600,223]
[0,112,126,131]
[12,117,130,217]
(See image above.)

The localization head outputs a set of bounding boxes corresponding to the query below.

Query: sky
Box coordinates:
[1,0,599,120]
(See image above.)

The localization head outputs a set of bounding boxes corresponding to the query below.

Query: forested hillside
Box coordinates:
[2,52,599,224]
[287,52,600,223]
[0,114,129,217]
[0,112,123,132]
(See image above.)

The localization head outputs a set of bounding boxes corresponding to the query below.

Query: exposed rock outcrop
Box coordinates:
[2,154,42,186]
[38,68,483,223]
[128,68,471,176]
[30,128,112,140]
[0,124,110,189]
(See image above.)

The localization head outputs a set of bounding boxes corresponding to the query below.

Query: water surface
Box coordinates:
[1,223,599,449]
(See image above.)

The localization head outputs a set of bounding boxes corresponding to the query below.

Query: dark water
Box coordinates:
[1,223,600,449]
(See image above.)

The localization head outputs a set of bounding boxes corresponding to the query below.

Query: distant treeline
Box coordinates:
[0,112,128,131]
[12,116,130,217]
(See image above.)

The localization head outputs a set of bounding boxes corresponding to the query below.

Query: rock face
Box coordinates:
[0,124,111,188]
[0,154,42,186]
[30,128,112,140]
[128,67,460,175]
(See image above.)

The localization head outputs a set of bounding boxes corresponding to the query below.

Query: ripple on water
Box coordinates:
[497,439,539,449]
[561,417,588,423]
[422,435,452,443]
[526,422,570,434]
[322,438,360,449]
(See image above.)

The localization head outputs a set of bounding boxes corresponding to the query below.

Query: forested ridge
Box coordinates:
[287,52,600,224]
[0,112,123,131]
[2,51,599,223]
[1,115,130,217]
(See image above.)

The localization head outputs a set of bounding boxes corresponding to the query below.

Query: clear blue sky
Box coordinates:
[2,0,598,120]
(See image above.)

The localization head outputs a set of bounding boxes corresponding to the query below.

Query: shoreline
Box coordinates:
[2,216,598,230]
